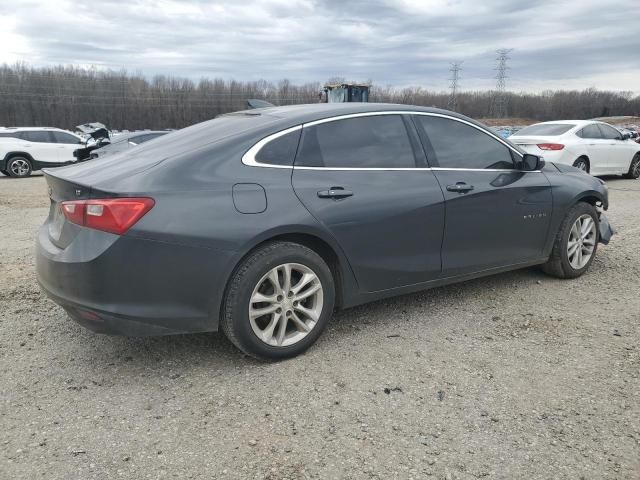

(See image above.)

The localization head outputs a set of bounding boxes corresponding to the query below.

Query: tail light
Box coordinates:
[61,197,155,235]
[537,143,565,151]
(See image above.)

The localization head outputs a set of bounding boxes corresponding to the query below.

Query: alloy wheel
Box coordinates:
[249,263,323,347]
[10,159,30,176]
[632,157,640,178]
[567,214,596,270]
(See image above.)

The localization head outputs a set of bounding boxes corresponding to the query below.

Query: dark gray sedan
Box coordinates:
[36,103,612,360]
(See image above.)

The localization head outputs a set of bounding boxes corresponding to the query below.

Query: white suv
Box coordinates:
[0,127,84,177]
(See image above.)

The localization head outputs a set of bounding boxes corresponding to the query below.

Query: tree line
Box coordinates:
[0,63,638,130]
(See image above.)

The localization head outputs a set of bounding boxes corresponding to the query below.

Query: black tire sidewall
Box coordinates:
[558,203,599,277]
[225,243,335,360]
[7,157,32,177]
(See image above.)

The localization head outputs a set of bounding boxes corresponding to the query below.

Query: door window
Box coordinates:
[51,131,80,144]
[21,131,52,143]
[296,115,416,168]
[579,124,603,139]
[598,124,622,140]
[416,116,514,169]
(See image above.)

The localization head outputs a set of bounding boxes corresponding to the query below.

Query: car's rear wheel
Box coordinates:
[221,241,335,360]
[573,157,589,173]
[7,156,32,177]
[541,202,599,279]
[623,153,640,179]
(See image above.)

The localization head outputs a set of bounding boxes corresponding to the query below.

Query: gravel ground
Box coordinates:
[1,172,639,480]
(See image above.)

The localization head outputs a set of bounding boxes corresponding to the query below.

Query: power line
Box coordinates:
[490,48,513,118]
[447,61,463,112]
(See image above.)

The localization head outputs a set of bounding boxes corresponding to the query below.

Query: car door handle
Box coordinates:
[446,182,474,193]
[317,187,353,199]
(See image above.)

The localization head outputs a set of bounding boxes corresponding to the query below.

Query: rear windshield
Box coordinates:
[515,124,574,136]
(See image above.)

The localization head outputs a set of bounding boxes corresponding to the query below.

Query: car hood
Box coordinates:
[76,122,110,141]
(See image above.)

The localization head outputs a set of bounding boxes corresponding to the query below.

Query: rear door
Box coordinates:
[578,123,609,174]
[413,114,552,277]
[291,113,445,292]
[20,131,60,163]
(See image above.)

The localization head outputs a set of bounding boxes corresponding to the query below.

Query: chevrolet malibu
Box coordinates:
[36,104,613,360]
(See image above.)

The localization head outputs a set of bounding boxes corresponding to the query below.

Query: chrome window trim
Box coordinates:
[241,125,302,169]
[241,110,524,169]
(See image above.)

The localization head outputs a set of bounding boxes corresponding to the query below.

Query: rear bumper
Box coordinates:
[36,224,236,336]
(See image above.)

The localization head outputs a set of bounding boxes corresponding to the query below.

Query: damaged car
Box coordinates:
[73,122,111,161]
[36,103,614,360]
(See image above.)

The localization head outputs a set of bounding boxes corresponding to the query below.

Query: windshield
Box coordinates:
[515,124,575,136]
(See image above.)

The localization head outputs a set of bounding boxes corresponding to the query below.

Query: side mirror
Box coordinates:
[621,133,631,140]
[519,153,544,171]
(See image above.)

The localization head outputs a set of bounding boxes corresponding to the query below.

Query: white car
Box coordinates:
[0,127,84,177]
[509,120,640,178]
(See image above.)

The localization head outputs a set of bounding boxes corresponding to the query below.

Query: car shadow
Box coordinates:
[66,266,551,370]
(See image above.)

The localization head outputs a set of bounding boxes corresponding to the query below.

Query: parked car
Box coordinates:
[509,120,640,178]
[0,127,84,177]
[36,104,613,360]
[89,131,169,159]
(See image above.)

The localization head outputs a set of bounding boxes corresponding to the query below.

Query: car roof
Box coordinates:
[0,126,75,132]
[221,102,470,125]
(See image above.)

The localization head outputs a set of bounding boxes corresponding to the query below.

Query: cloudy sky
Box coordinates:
[0,0,638,92]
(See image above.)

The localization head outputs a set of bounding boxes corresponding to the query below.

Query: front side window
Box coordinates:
[22,131,52,143]
[296,115,415,168]
[598,124,621,140]
[51,131,80,144]
[416,116,514,170]
[255,130,301,166]
[579,124,602,139]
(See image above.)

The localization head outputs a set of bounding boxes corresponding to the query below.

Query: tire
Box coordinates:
[221,241,335,361]
[6,156,32,177]
[541,202,599,279]
[573,157,589,173]
[623,153,640,179]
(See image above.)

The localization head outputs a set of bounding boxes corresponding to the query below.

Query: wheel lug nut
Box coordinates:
[286,310,292,316]
[287,292,293,298]
[276,307,282,313]
[293,301,298,306]
[277,295,283,301]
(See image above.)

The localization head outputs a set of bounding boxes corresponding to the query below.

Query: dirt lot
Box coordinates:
[1,173,639,480]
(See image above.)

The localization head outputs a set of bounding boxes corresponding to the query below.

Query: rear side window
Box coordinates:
[255,130,301,166]
[579,124,602,139]
[416,116,514,170]
[296,115,415,168]
[22,131,52,143]
[598,124,622,140]
[0,132,20,138]
[516,124,574,136]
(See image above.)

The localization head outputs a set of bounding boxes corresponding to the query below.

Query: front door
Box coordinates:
[292,114,445,292]
[413,114,552,277]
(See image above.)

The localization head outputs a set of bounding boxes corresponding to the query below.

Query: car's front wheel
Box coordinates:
[221,241,335,360]
[7,156,32,178]
[541,202,599,279]
[623,153,640,179]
